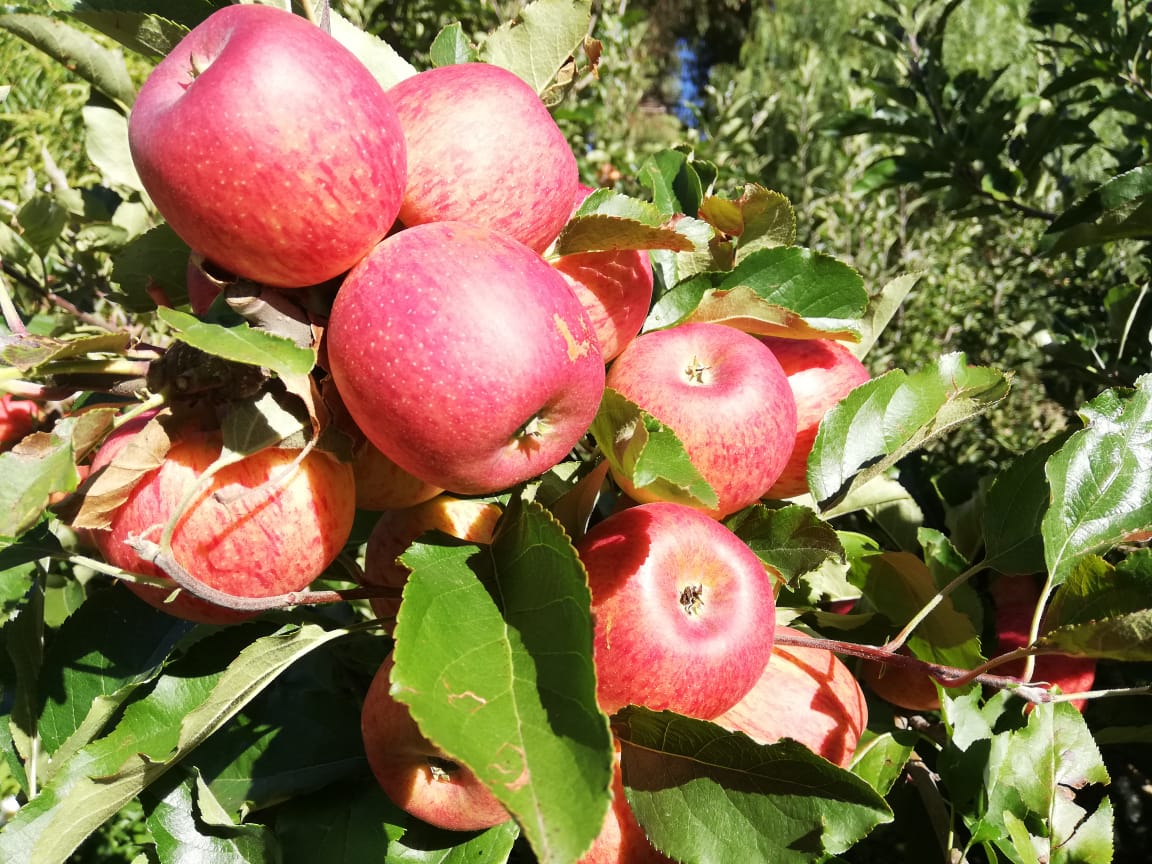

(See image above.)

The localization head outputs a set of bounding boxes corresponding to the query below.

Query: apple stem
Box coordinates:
[772,631,1061,705]
[126,535,402,611]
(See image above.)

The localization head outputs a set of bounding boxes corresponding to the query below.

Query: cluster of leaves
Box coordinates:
[835,0,1152,410]
[0,1,1150,863]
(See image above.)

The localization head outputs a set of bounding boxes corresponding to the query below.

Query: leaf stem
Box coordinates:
[882,561,984,652]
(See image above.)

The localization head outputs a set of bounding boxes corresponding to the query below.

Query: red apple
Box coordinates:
[860,650,943,713]
[361,656,510,832]
[362,496,502,627]
[605,322,797,518]
[579,741,672,864]
[90,414,356,623]
[0,394,41,449]
[712,626,868,766]
[552,185,655,362]
[353,439,443,512]
[387,63,577,253]
[326,221,605,495]
[759,337,871,499]
[575,501,777,718]
[991,575,1096,711]
[186,253,227,316]
[128,4,406,288]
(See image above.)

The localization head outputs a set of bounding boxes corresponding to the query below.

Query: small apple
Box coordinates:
[361,656,510,832]
[387,63,577,253]
[605,322,797,518]
[712,626,868,766]
[362,495,503,627]
[129,4,406,288]
[575,501,777,718]
[326,221,605,495]
[991,575,1096,710]
[0,394,41,450]
[552,185,655,362]
[759,337,871,499]
[353,439,443,512]
[578,740,671,864]
[90,413,356,623]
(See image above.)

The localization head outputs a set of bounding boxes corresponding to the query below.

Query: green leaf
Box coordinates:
[615,708,892,861]
[1036,552,1152,661]
[192,645,371,815]
[853,551,984,674]
[429,22,479,66]
[0,13,136,109]
[144,768,279,863]
[658,246,871,341]
[551,214,694,256]
[391,497,612,864]
[481,0,592,96]
[1041,165,1152,254]
[715,246,869,322]
[329,10,416,90]
[274,779,404,864]
[724,504,844,585]
[37,588,196,775]
[0,558,34,627]
[1,576,44,788]
[948,699,1113,864]
[219,392,308,459]
[0,219,34,269]
[982,438,1065,576]
[0,331,131,373]
[17,195,68,257]
[639,149,706,217]
[1043,374,1152,585]
[157,307,317,379]
[69,10,189,59]
[0,421,80,539]
[850,272,921,360]
[699,185,796,259]
[587,388,718,511]
[809,354,1012,510]
[574,189,665,223]
[684,286,864,341]
[83,104,144,194]
[643,219,720,297]
[274,778,520,864]
[110,222,191,311]
[0,621,351,864]
[849,730,916,795]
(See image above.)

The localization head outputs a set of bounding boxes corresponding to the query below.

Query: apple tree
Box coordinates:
[0,2,1150,862]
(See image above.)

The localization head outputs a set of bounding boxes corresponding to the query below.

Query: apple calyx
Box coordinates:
[512,412,547,452]
[679,583,705,616]
[188,50,213,80]
[427,756,461,782]
[683,356,711,386]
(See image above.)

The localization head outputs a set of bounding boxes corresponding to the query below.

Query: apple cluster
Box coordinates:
[103,4,882,856]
